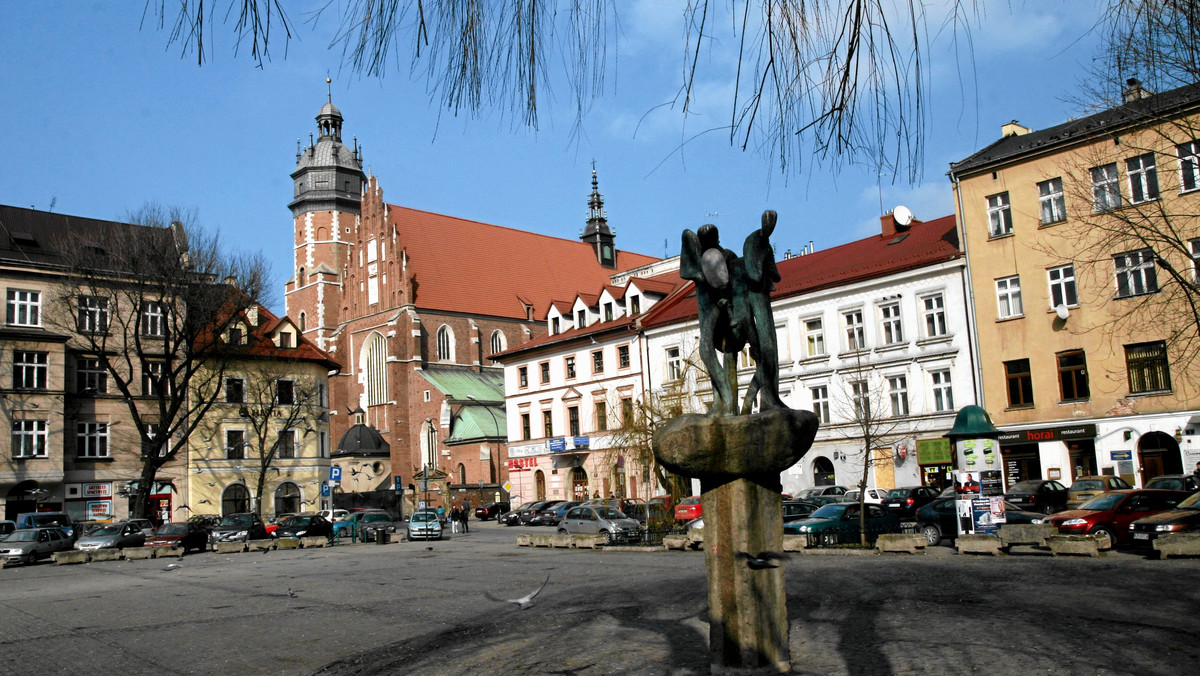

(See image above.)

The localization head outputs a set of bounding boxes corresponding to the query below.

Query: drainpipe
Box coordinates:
[951,169,986,411]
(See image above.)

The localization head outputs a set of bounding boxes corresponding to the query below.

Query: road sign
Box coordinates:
[330,466,343,481]
[320,482,331,497]
[502,481,513,493]
[394,476,403,491]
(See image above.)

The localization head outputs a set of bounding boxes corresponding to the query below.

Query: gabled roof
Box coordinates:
[628,277,678,296]
[419,367,505,402]
[950,81,1200,176]
[227,304,341,371]
[384,204,660,320]
[641,215,961,329]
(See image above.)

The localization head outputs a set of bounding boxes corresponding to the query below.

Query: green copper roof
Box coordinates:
[446,405,506,444]
[946,405,999,439]
[419,368,504,402]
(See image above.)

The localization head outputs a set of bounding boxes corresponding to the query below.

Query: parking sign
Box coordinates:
[330,466,343,481]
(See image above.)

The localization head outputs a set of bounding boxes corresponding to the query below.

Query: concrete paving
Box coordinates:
[0,519,1198,675]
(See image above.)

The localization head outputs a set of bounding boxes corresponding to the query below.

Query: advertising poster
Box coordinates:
[953,471,980,536]
[970,497,1007,535]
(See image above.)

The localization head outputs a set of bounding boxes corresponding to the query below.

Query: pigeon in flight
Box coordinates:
[736,551,790,570]
[162,563,182,571]
[485,575,550,609]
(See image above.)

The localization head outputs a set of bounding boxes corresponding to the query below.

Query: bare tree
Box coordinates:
[49,203,268,519]
[143,0,988,178]
[1079,0,1200,108]
[193,363,322,517]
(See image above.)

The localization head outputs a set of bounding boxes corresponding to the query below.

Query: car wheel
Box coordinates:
[921,525,941,547]
[604,530,615,545]
[558,528,568,535]
[1089,525,1116,544]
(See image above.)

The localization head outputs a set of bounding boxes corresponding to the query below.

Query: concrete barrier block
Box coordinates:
[876,533,927,554]
[516,533,532,547]
[999,524,1058,548]
[89,549,123,562]
[276,537,301,550]
[299,537,327,548]
[570,534,604,549]
[1154,533,1200,559]
[215,542,246,554]
[122,547,156,560]
[956,534,1003,556]
[782,535,807,552]
[247,539,275,552]
[551,533,573,548]
[531,533,553,548]
[663,535,688,551]
[1046,534,1103,557]
[53,550,89,565]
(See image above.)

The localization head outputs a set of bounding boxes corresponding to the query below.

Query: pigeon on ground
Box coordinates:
[162,563,182,571]
[287,588,297,598]
[485,575,550,610]
[736,551,790,570]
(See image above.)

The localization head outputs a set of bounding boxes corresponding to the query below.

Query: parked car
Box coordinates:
[357,512,403,540]
[1,528,73,565]
[1128,490,1200,550]
[840,487,889,505]
[127,518,156,537]
[209,513,270,545]
[274,514,334,539]
[1145,474,1200,494]
[189,514,222,530]
[528,500,568,526]
[16,512,75,539]
[533,501,581,527]
[407,511,443,540]
[500,502,535,526]
[1004,479,1069,514]
[318,509,351,523]
[332,509,394,538]
[620,502,670,524]
[1066,475,1132,509]
[474,502,511,521]
[145,522,210,553]
[1046,489,1189,545]
[783,503,900,545]
[518,500,560,525]
[74,521,147,551]
[558,505,643,544]
[265,513,297,536]
[783,500,821,522]
[915,497,1046,546]
[795,486,849,501]
[674,496,702,521]
[883,486,941,520]
[0,520,15,538]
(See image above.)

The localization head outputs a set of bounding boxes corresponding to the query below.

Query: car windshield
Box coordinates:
[362,513,390,522]
[680,498,700,506]
[1078,493,1124,511]
[811,505,848,519]
[1008,481,1041,494]
[30,515,69,527]
[89,525,122,536]
[156,524,188,535]
[1071,480,1105,491]
[596,508,627,520]
[412,513,437,523]
[1178,492,1200,509]
[218,515,253,528]
[1148,478,1184,490]
[281,516,312,527]
[886,489,911,498]
[7,531,39,542]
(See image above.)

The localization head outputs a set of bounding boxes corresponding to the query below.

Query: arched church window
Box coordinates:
[437,325,455,362]
[298,312,306,333]
[490,330,506,356]
[364,332,388,406]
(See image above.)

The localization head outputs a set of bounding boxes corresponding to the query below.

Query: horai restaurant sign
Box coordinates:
[997,424,1096,444]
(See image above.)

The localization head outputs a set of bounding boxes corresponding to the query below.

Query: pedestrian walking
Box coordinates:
[460,501,470,533]
[449,507,460,533]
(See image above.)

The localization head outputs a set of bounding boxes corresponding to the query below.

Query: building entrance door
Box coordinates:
[570,467,589,500]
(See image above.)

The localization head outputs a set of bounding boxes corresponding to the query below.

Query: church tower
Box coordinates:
[580,167,616,269]
[285,85,366,349]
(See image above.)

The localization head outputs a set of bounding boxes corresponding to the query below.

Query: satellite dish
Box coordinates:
[893,205,914,227]
[1055,304,1070,320]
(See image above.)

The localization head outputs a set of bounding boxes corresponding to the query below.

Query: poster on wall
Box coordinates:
[952,471,1006,535]
[970,497,1007,535]
[85,500,112,520]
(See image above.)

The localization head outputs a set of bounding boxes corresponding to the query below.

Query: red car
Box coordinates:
[1044,489,1189,545]
[674,496,702,521]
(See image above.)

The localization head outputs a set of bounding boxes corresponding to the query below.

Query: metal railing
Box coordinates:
[793,522,918,549]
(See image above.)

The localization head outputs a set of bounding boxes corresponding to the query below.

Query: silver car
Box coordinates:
[74,521,147,551]
[1,528,72,565]
[558,505,642,544]
[407,512,443,540]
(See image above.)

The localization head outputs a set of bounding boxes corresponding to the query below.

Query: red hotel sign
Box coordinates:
[507,457,538,472]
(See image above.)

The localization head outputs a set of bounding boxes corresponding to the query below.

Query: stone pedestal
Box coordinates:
[654,408,817,673]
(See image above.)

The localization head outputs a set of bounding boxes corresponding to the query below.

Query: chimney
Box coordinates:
[1123,78,1153,102]
[880,207,917,239]
[1001,120,1031,137]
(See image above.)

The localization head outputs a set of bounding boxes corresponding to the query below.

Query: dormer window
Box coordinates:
[576,309,586,327]
[228,327,244,345]
[629,295,641,314]
[279,332,293,348]
[551,317,560,335]
[604,302,613,322]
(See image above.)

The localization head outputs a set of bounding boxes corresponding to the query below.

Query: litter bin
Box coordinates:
[376,530,391,544]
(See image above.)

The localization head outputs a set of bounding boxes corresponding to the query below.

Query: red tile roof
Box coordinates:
[641,215,961,328]
[385,205,660,320]
[227,304,342,371]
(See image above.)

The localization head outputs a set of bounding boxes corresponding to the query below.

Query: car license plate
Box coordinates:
[887,503,901,508]
[1133,533,1149,540]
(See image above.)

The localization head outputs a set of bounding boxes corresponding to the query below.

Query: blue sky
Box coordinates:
[1,2,1103,312]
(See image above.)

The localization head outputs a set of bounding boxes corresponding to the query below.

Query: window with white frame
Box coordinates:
[76,357,107,394]
[1178,140,1200,193]
[921,294,947,338]
[13,351,47,389]
[930,369,954,412]
[844,310,865,351]
[995,276,1023,319]
[775,323,790,363]
[142,423,167,458]
[888,375,909,416]
[6,289,40,327]
[436,325,454,362]
[1038,177,1066,224]
[141,301,167,337]
[987,192,1013,236]
[77,296,109,333]
[666,346,682,381]
[365,332,388,405]
[810,385,830,424]
[592,350,604,374]
[1091,163,1121,212]
[1048,264,1078,308]
[76,422,109,458]
[618,345,630,368]
[276,429,297,459]
[851,381,870,419]
[576,309,586,327]
[11,419,48,458]
[490,330,506,356]
[804,318,825,357]
[565,355,576,379]
[1114,249,1158,298]
[880,303,904,345]
[226,429,245,459]
[1126,152,1160,203]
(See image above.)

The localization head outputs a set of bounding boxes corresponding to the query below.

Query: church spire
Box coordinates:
[580,163,616,268]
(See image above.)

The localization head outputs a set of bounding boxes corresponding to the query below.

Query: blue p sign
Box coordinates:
[330,466,343,481]
[320,483,331,497]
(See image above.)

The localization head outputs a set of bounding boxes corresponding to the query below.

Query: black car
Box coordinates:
[883,486,940,520]
[518,500,560,525]
[274,514,334,539]
[782,500,821,522]
[1145,474,1200,494]
[1128,491,1200,550]
[209,513,270,545]
[915,497,1046,545]
[500,502,536,526]
[531,501,582,527]
[1004,479,1069,514]
[474,502,511,521]
[145,522,211,553]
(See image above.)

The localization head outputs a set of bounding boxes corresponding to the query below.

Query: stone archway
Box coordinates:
[222,484,251,516]
[1138,431,1182,485]
[5,481,39,521]
[811,456,836,486]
